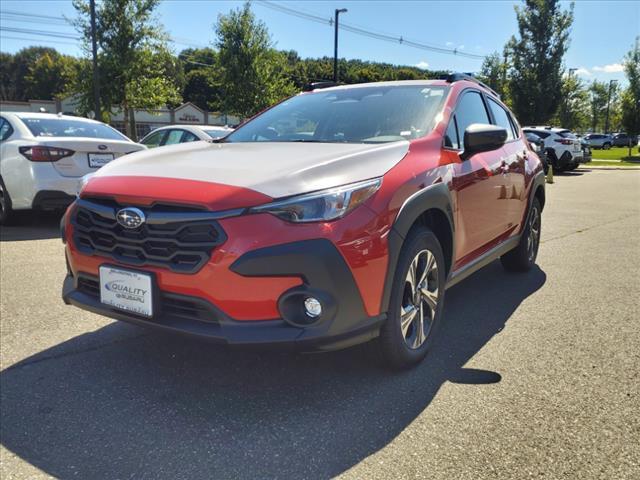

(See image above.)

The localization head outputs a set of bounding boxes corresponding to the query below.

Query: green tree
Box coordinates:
[620,38,640,154]
[72,0,181,139]
[478,51,509,100]
[554,74,588,131]
[507,0,574,124]
[24,51,79,100]
[183,68,223,111]
[588,80,609,132]
[0,47,75,101]
[215,2,295,118]
[0,52,17,101]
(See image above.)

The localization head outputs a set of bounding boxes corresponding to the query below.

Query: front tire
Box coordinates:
[379,227,446,369]
[501,198,542,272]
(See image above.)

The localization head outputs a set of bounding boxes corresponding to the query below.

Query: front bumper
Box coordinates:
[62,238,386,351]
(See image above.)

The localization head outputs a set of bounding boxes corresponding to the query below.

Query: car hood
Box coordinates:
[92,140,410,198]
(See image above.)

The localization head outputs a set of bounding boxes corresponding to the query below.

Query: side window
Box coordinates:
[141,130,166,148]
[0,117,14,142]
[444,115,459,149]
[181,131,199,143]
[487,98,515,141]
[455,91,490,147]
[164,129,184,145]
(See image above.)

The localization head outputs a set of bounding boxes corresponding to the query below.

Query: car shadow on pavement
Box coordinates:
[0,261,546,479]
[0,211,63,242]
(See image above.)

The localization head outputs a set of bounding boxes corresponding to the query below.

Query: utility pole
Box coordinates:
[604,79,618,134]
[333,8,347,83]
[90,0,101,121]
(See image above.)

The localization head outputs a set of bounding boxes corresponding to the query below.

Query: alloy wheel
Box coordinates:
[527,205,541,263]
[400,249,439,349]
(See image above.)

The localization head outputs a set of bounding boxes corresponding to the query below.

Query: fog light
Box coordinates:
[304,297,322,318]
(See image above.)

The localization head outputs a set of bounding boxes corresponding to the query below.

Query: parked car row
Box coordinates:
[581,132,638,149]
[0,113,233,224]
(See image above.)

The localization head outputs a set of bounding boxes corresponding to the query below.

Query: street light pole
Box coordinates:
[604,79,618,134]
[90,0,101,121]
[333,8,347,83]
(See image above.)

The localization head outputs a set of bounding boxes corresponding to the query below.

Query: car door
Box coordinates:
[486,97,527,234]
[447,89,511,267]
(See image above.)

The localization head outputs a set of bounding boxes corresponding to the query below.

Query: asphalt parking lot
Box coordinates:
[1,169,639,479]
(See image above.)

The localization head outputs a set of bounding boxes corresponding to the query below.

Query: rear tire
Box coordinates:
[0,178,15,226]
[603,142,611,150]
[501,198,542,272]
[378,227,446,369]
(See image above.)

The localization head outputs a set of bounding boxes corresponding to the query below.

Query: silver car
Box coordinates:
[582,133,613,150]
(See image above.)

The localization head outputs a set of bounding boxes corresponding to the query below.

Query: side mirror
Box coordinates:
[461,124,508,160]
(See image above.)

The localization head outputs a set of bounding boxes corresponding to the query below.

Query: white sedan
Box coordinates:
[0,112,146,224]
[139,124,233,148]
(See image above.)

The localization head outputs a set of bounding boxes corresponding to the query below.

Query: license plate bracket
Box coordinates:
[99,265,154,317]
[88,153,114,168]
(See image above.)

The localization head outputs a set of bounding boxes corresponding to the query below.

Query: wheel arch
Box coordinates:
[380,182,454,313]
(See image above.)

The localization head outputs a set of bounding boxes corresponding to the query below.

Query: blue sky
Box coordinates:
[1,0,638,84]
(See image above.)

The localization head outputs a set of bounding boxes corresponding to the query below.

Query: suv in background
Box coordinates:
[62,74,545,369]
[583,133,613,150]
[523,127,583,171]
[611,133,637,148]
[525,131,548,174]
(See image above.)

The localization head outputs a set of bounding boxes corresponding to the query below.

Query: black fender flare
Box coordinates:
[527,171,546,213]
[380,182,455,313]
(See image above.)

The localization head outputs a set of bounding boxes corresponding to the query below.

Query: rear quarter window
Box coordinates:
[487,98,515,141]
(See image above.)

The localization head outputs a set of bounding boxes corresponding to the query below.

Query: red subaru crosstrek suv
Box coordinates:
[62,74,545,369]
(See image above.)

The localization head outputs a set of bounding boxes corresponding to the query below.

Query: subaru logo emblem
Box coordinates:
[116,208,145,229]
[98,144,108,150]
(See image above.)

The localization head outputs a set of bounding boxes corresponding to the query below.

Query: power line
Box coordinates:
[1,9,70,21]
[0,10,207,49]
[256,1,485,61]
[0,35,78,46]
[0,27,80,40]
[0,14,72,26]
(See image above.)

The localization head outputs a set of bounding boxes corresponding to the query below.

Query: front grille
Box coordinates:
[71,198,228,273]
[76,276,219,324]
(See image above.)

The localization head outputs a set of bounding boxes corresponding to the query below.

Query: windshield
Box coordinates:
[21,117,129,141]
[225,85,449,144]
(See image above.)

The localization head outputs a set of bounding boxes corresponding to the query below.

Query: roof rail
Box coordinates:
[303,81,338,92]
[440,72,500,98]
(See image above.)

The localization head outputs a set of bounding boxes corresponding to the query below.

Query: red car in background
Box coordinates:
[62,74,545,369]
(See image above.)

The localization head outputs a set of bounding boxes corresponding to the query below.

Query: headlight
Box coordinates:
[250,178,381,223]
[530,143,540,153]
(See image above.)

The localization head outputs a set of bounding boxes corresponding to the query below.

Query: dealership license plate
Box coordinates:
[88,153,114,168]
[99,266,153,317]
